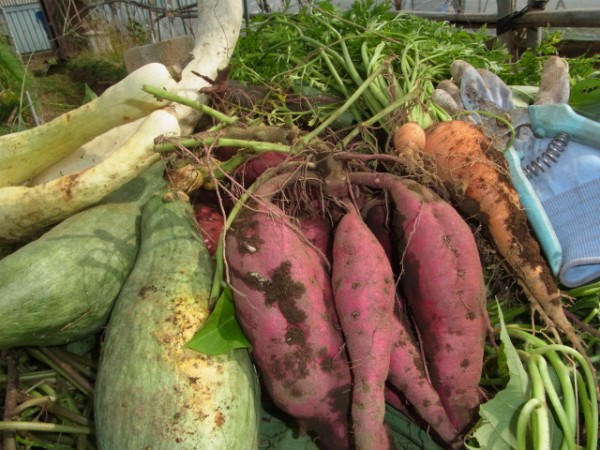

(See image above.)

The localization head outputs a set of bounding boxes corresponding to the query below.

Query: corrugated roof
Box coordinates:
[0,0,199,9]
[0,0,39,7]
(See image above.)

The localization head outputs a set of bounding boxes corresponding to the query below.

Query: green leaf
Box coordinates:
[82,83,98,104]
[259,404,320,450]
[186,287,252,355]
[467,305,530,450]
[385,404,445,450]
[509,85,538,108]
[258,399,445,450]
[0,42,28,89]
[569,75,600,121]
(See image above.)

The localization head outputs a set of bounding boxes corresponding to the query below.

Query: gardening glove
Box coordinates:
[438,58,600,288]
[518,59,600,287]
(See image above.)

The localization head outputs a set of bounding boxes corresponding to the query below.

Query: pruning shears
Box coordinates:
[511,103,600,147]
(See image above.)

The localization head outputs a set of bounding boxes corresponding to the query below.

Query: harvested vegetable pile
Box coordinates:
[1,1,599,449]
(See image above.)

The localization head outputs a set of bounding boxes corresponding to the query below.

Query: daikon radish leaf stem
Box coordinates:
[143,84,237,124]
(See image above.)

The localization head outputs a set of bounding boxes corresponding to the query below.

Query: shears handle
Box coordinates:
[529,104,600,147]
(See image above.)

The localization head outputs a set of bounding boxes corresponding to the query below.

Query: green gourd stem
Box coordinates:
[12,396,56,416]
[32,382,57,398]
[40,348,94,398]
[50,348,96,379]
[21,398,90,428]
[0,370,56,384]
[54,389,84,420]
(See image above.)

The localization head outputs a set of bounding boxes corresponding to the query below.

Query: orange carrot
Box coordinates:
[422,120,584,353]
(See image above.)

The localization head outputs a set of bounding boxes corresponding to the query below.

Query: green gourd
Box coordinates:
[0,163,165,348]
[95,191,260,449]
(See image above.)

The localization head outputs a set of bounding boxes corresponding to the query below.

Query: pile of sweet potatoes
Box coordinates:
[223,165,490,449]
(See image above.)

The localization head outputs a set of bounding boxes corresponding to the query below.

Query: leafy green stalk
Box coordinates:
[300,59,389,144]
[507,328,598,450]
[524,354,551,450]
[516,398,543,450]
[340,85,422,147]
[155,137,291,154]
[0,422,90,434]
[142,84,237,124]
[230,0,509,134]
[535,356,576,450]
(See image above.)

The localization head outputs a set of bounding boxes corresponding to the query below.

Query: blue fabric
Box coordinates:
[543,179,600,287]
[517,136,600,287]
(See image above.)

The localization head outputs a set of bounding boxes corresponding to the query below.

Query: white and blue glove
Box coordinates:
[434,57,600,288]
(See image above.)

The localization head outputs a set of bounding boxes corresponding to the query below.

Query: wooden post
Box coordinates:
[496,0,518,56]
[525,0,543,50]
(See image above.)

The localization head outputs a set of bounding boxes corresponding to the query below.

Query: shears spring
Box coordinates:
[522,132,570,178]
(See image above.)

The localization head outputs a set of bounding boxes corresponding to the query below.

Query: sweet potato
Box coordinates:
[194,205,222,255]
[236,151,289,186]
[362,199,395,263]
[331,207,395,450]
[349,172,488,433]
[297,212,333,261]
[387,298,460,446]
[360,197,460,445]
[422,120,584,355]
[225,176,351,449]
[384,385,412,418]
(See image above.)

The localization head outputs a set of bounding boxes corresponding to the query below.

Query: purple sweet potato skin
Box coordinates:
[348,172,488,434]
[387,298,459,445]
[226,198,351,449]
[236,151,288,186]
[388,179,487,433]
[362,200,395,264]
[362,198,459,444]
[331,209,395,450]
[297,212,332,261]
